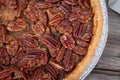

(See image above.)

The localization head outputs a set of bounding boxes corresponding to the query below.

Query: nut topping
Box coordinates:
[38,10,48,26]
[0,0,94,80]
[19,34,38,48]
[63,0,78,5]
[63,50,75,71]
[35,2,52,9]
[78,0,91,9]
[49,60,64,70]
[11,47,26,64]
[60,33,75,50]
[0,67,28,80]
[17,50,48,68]
[57,2,71,15]
[16,0,27,17]
[76,39,89,48]
[0,47,10,65]
[31,21,46,36]
[73,21,86,39]
[31,67,51,80]
[45,64,59,80]
[56,47,66,62]
[7,18,28,32]
[24,5,39,21]
[0,26,7,43]
[6,38,19,56]
[41,34,60,49]
[79,8,93,23]
[45,0,59,3]
[56,19,72,34]
[73,45,87,55]
[49,14,63,26]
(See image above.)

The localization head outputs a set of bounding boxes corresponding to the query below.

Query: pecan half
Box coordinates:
[63,0,78,5]
[31,21,46,36]
[0,0,6,6]
[31,67,45,80]
[38,10,48,26]
[40,73,51,80]
[0,67,28,80]
[31,67,51,80]
[78,0,91,9]
[73,45,87,55]
[57,3,70,15]
[81,32,92,41]
[85,20,94,33]
[80,21,93,41]
[0,47,10,65]
[24,5,39,21]
[49,60,64,70]
[45,64,59,80]
[60,33,75,50]
[47,8,63,31]
[41,34,60,49]
[6,38,19,56]
[68,13,80,22]
[63,50,76,71]
[49,14,63,26]
[71,6,82,13]
[79,8,93,23]
[49,48,59,58]
[56,19,72,34]
[8,0,17,9]
[73,21,86,39]
[11,47,25,64]
[68,7,81,21]
[17,50,48,68]
[76,39,89,48]
[45,0,59,3]
[20,34,38,48]
[70,53,80,67]
[16,0,27,17]
[7,18,28,32]
[0,26,7,43]
[35,2,52,9]
[72,53,83,64]
[63,50,71,69]
[56,47,66,62]
[46,6,61,19]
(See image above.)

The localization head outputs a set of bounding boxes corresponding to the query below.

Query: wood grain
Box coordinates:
[85,4,120,80]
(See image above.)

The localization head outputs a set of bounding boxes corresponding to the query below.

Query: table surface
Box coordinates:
[85,3,120,80]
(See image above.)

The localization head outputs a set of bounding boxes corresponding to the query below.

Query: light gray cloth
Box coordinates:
[108,0,120,14]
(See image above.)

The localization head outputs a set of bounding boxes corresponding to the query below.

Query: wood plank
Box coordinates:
[108,7,120,33]
[85,70,120,80]
[95,56,120,70]
[103,32,120,57]
[93,68,120,76]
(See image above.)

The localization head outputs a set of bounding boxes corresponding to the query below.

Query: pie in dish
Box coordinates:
[0,0,103,80]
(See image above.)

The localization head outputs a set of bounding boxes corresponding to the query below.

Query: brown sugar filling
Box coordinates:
[0,0,94,80]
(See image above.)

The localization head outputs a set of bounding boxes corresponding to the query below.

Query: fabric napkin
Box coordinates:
[108,0,120,14]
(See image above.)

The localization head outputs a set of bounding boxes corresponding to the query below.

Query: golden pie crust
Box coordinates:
[63,0,103,80]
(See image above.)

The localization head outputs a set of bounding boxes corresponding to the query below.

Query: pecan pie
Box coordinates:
[0,0,103,80]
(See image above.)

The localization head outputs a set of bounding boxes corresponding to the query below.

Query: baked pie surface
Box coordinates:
[0,0,103,80]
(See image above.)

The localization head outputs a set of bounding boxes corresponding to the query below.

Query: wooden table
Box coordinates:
[85,4,120,80]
